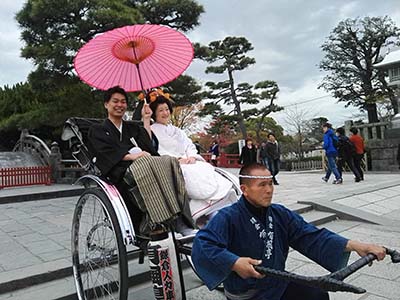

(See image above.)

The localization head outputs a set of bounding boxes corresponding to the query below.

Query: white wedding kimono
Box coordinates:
[151,123,236,221]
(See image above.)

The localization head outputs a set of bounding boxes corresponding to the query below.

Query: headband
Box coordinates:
[238,175,273,179]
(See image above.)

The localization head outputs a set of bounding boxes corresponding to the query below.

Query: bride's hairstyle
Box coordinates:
[149,96,174,121]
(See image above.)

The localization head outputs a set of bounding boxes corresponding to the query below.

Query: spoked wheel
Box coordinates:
[72,188,128,300]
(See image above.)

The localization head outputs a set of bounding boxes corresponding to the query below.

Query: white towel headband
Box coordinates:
[238,175,273,179]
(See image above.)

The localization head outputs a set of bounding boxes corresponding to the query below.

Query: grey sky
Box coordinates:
[1,0,400,130]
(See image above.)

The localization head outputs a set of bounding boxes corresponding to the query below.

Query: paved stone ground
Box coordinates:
[0,170,399,299]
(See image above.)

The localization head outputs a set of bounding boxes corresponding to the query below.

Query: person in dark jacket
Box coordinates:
[87,86,158,184]
[397,143,400,168]
[194,141,204,155]
[322,123,342,184]
[239,138,257,166]
[265,133,281,185]
[192,163,386,300]
[259,142,268,167]
[336,127,361,182]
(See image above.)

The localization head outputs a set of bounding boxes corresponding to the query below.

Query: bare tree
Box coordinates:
[171,103,204,131]
[284,106,315,159]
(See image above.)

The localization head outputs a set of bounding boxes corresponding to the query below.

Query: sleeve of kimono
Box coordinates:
[136,125,158,155]
[178,127,203,160]
[281,205,350,272]
[151,131,159,152]
[87,125,130,175]
[179,129,198,157]
[192,212,240,290]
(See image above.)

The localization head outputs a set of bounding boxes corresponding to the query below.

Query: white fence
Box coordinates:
[290,159,323,171]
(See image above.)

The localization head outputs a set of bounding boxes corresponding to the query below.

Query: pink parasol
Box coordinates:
[74,24,194,92]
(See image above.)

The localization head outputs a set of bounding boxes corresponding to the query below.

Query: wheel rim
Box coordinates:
[72,192,122,299]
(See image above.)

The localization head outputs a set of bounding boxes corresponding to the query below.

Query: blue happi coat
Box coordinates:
[192,196,350,300]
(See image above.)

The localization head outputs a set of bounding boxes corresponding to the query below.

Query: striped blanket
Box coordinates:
[129,155,192,225]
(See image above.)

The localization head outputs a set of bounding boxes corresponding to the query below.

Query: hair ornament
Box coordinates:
[138,88,174,103]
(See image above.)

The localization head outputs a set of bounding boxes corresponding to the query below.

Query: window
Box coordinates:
[390,66,400,82]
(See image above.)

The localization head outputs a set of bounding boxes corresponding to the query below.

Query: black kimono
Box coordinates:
[87,119,158,184]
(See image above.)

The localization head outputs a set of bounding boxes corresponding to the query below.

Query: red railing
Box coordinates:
[201,153,241,168]
[0,166,52,189]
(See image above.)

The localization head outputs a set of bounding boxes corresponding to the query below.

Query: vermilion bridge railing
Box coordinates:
[201,153,241,168]
[0,166,52,189]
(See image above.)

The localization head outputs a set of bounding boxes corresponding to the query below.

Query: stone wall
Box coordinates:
[368,138,400,172]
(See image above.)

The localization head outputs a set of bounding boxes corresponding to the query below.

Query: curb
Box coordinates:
[53,260,192,300]
[0,251,140,295]
[0,188,84,204]
[0,251,190,298]
[299,199,399,226]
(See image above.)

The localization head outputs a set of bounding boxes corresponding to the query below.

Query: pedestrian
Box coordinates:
[321,123,342,184]
[349,127,365,180]
[258,142,268,167]
[193,141,203,154]
[192,163,386,300]
[398,143,400,168]
[239,138,257,166]
[265,133,281,185]
[209,141,220,167]
[335,127,361,182]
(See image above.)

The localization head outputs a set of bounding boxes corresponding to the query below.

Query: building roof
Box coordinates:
[374,49,400,68]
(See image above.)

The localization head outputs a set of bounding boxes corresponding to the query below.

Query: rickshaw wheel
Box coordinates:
[72,188,128,300]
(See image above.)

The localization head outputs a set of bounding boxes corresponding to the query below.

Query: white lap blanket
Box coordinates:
[180,161,232,201]
[190,189,238,222]
[179,161,237,222]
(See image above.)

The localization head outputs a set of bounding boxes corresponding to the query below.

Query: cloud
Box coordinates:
[1,0,399,128]
[338,1,360,19]
[184,0,400,127]
[270,75,360,129]
[0,0,31,87]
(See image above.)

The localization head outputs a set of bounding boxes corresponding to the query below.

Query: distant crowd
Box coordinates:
[238,133,281,185]
[322,123,365,184]
[207,122,366,186]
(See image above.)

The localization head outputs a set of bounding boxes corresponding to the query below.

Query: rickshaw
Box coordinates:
[62,117,241,300]
[62,117,400,300]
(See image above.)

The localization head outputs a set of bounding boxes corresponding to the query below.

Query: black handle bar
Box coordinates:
[254,247,400,294]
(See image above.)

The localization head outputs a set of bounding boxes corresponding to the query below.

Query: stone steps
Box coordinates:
[302,210,338,226]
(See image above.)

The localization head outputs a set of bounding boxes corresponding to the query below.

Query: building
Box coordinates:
[374,48,400,128]
[367,49,400,171]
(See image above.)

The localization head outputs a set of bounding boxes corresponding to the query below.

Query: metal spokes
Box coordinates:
[73,191,125,299]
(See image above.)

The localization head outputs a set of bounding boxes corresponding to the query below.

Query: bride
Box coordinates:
[148,94,236,223]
